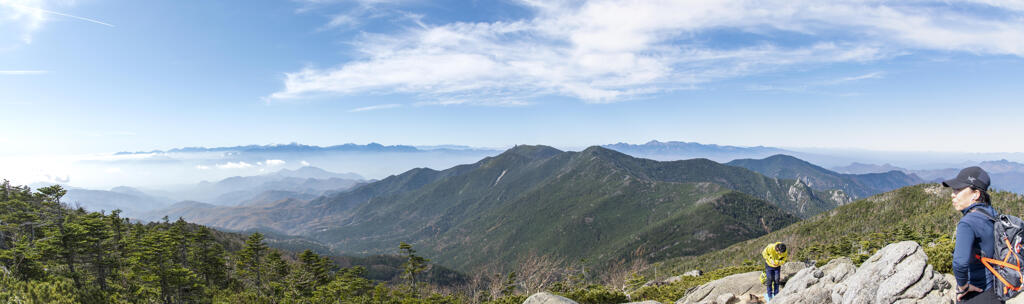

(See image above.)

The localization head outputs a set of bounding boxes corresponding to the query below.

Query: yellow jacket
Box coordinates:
[762,242,787,268]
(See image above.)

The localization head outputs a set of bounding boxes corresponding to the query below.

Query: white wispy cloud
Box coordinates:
[822,72,885,85]
[412,98,530,107]
[271,0,1024,104]
[747,71,885,93]
[195,165,211,170]
[215,161,254,169]
[349,103,402,112]
[0,70,47,75]
[300,160,310,166]
[265,159,286,166]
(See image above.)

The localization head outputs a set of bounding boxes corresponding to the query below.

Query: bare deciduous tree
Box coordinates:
[516,250,566,295]
[599,257,649,293]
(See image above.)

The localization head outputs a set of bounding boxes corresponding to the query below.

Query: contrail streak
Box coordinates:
[0,70,47,75]
[4,3,115,27]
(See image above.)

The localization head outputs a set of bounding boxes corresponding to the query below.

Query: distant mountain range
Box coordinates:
[178,166,365,205]
[830,162,910,175]
[150,145,854,271]
[56,166,365,219]
[831,159,1024,194]
[728,155,924,199]
[602,140,792,162]
[114,142,498,155]
[61,186,174,218]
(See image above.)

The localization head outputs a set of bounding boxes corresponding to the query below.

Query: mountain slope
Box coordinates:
[727,154,923,198]
[655,183,1024,276]
[165,145,850,271]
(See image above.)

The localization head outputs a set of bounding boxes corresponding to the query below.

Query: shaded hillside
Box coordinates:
[727,154,923,198]
[162,145,850,272]
[655,183,1024,276]
[331,254,469,286]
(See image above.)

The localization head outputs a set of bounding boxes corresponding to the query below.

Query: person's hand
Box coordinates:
[956,284,983,302]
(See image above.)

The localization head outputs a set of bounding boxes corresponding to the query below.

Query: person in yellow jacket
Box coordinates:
[762,242,787,301]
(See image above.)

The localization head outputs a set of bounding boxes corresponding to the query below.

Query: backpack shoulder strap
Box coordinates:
[970,207,998,222]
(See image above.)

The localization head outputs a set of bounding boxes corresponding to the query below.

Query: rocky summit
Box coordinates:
[527,241,962,304]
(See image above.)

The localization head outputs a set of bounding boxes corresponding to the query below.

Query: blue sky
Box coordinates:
[3,0,1024,156]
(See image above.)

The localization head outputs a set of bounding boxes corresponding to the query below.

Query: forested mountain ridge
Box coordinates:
[153,145,850,272]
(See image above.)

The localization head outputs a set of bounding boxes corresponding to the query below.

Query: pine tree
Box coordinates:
[399,242,429,295]
[188,226,227,287]
[131,222,201,304]
[237,232,268,293]
[79,212,113,291]
[310,266,372,303]
[291,249,332,297]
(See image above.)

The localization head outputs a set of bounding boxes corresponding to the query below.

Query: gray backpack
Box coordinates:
[976,209,1024,301]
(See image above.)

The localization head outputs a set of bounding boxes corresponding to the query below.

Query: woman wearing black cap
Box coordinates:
[944,166,1002,303]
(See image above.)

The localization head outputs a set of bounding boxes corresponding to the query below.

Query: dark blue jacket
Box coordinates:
[953,203,997,290]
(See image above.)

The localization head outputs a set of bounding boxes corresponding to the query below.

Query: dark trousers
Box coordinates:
[959,288,1004,304]
[765,264,781,297]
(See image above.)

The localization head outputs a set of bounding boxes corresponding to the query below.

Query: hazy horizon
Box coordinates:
[6,140,1024,190]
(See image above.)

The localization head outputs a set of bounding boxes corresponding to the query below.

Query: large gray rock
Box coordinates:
[772,258,856,304]
[675,271,762,304]
[621,301,663,304]
[781,261,811,283]
[523,292,578,304]
[715,293,739,304]
[831,241,952,304]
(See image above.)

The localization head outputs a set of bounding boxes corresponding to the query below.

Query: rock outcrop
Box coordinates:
[781,261,811,283]
[675,271,763,304]
[772,258,856,304]
[523,292,577,304]
[831,241,952,304]
[676,241,956,304]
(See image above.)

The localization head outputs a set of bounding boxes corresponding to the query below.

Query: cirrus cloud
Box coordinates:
[271,0,1024,104]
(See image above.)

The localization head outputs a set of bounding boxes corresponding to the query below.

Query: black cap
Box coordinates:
[942,166,990,191]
